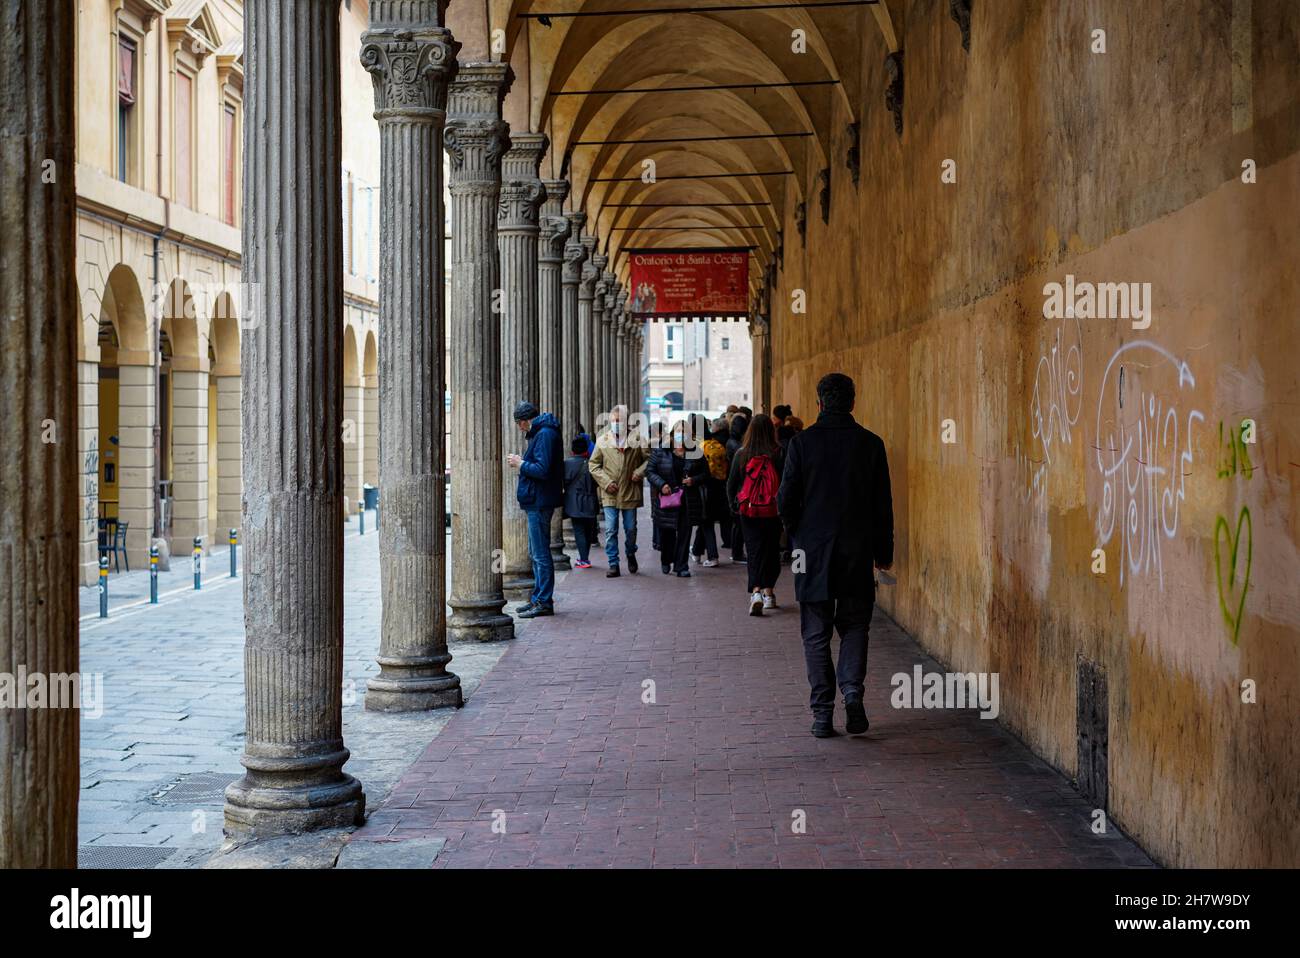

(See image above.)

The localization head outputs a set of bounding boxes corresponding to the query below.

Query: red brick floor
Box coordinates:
[351,514,1154,869]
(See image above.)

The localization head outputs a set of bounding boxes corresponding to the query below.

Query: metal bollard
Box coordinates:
[229,528,238,578]
[149,544,159,603]
[99,556,109,618]
[359,500,365,536]
[193,537,202,590]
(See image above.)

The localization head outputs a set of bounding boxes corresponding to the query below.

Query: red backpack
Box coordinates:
[737,454,780,518]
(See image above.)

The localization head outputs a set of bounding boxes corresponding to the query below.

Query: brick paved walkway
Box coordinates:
[351,513,1154,868]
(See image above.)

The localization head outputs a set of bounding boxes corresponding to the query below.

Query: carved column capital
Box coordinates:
[579,235,599,298]
[498,131,547,234]
[359,28,458,118]
[562,213,588,284]
[445,61,513,190]
[539,214,571,263]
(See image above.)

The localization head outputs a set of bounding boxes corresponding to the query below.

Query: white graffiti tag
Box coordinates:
[1015,318,1083,512]
[1093,342,1204,589]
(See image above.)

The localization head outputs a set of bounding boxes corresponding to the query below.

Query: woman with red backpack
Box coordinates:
[726,413,785,615]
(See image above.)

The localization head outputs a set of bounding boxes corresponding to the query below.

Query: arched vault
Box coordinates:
[444,0,884,292]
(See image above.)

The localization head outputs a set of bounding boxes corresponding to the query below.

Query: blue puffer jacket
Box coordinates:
[517,412,564,510]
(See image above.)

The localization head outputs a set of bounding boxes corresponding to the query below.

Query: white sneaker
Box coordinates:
[702,558,717,568]
[762,594,775,611]
[749,592,764,616]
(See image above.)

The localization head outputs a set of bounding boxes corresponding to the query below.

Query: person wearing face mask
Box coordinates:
[587,404,648,577]
[646,418,709,576]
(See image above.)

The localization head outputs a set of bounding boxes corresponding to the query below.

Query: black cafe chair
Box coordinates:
[105,519,129,573]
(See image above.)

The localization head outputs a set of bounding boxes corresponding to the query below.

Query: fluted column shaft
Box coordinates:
[0,0,79,868]
[614,312,627,413]
[599,271,616,419]
[561,212,587,445]
[360,6,462,711]
[539,181,572,568]
[226,0,364,838]
[498,133,547,598]
[578,236,599,435]
[445,61,514,643]
[617,290,631,411]
[592,269,609,428]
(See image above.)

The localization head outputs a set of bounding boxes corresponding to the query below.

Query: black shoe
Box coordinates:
[514,602,535,614]
[845,698,869,735]
[662,564,671,575]
[518,603,554,619]
[606,567,621,578]
[675,570,691,578]
[627,554,638,575]
[811,716,838,738]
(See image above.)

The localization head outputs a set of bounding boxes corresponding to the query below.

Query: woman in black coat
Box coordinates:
[646,420,709,576]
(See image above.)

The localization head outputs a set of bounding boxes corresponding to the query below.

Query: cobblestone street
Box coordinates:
[76,512,507,868]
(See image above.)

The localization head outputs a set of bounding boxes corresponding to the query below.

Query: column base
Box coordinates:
[551,547,572,571]
[503,571,536,600]
[447,608,515,643]
[223,768,365,841]
[365,670,463,712]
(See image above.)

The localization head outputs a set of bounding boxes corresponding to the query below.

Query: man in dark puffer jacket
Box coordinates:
[508,402,564,617]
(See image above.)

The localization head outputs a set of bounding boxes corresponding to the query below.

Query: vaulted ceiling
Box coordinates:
[445,0,898,302]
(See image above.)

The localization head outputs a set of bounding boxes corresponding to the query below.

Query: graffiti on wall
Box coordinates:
[1215,505,1252,645]
[1091,341,1205,590]
[1014,318,1083,513]
[83,436,99,540]
[1214,419,1255,644]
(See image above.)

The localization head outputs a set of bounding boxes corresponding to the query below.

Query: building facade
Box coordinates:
[74,0,381,584]
[681,317,753,413]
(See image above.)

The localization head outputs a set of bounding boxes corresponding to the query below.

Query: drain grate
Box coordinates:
[152,771,242,806]
[78,845,175,869]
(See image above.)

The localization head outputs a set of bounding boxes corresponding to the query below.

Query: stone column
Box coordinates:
[117,360,156,566]
[600,271,617,418]
[594,263,612,428]
[633,323,644,414]
[497,133,547,600]
[445,61,514,643]
[578,235,599,435]
[343,374,365,514]
[78,361,100,586]
[624,289,634,413]
[614,301,627,413]
[170,367,210,552]
[362,373,378,490]
[224,0,364,837]
[360,5,463,710]
[538,181,571,569]
[0,0,79,869]
[213,364,242,536]
[560,212,587,447]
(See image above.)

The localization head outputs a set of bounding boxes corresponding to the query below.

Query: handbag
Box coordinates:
[659,487,683,509]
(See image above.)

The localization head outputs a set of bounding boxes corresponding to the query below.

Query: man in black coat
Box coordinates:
[777,373,893,738]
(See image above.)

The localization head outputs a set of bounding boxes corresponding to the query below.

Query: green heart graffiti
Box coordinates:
[1214,506,1252,646]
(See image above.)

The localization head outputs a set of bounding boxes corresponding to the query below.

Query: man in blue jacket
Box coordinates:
[507,402,564,618]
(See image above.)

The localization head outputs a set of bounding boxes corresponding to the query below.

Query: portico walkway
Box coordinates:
[351,514,1155,869]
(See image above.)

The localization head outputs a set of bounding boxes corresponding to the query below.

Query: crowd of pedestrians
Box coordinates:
[507,372,894,737]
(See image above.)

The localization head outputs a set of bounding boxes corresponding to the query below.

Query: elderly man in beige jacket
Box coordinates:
[588,405,648,577]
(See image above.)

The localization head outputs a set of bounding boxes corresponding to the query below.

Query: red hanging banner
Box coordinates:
[628,248,749,318]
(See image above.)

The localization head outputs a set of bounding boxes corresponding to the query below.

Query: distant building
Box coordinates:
[681,318,753,414]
